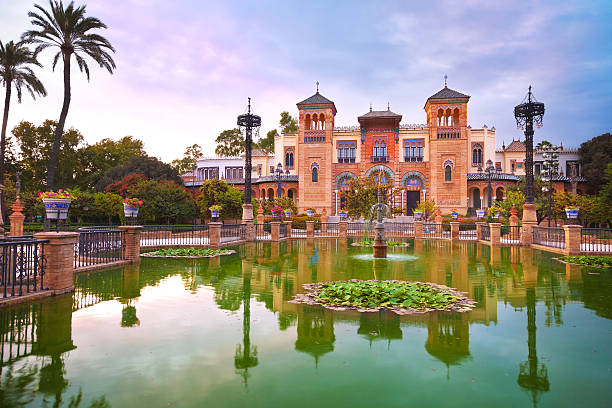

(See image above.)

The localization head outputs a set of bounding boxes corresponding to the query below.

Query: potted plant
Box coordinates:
[338,210,348,219]
[565,205,579,219]
[209,205,222,221]
[413,210,423,220]
[123,197,143,218]
[284,209,292,218]
[306,208,315,218]
[450,209,459,219]
[38,190,75,220]
[271,206,283,218]
[476,209,486,219]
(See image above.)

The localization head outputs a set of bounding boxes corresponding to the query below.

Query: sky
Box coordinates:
[1,0,611,162]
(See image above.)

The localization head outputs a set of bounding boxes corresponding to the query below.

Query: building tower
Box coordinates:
[424,81,470,214]
[296,87,337,213]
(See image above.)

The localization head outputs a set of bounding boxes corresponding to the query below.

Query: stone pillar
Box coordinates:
[119,226,142,262]
[490,222,501,247]
[339,221,348,238]
[9,196,25,236]
[414,221,423,238]
[256,206,265,224]
[450,222,460,241]
[320,210,328,233]
[208,222,222,247]
[33,232,78,293]
[564,225,582,255]
[243,222,256,242]
[242,203,254,223]
[509,204,519,227]
[285,221,292,239]
[520,203,537,246]
[434,209,442,224]
[306,221,314,238]
[476,222,485,241]
[270,221,280,241]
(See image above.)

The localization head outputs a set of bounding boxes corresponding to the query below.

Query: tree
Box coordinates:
[535,140,552,151]
[279,111,298,134]
[338,175,393,219]
[414,199,438,221]
[197,179,244,220]
[256,130,276,154]
[128,179,198,223]
[104,173,147,195]
[0,40,47,216]
[591,163,612,226]
[94,191,122,225]
[23,0,116,193]
[95,156,182,191]
[215,128,243,157]
[579,133,612,191]
[171,143,202,175]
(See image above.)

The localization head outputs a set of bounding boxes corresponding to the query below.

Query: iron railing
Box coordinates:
[501,225,521,245]
[74,229,123,269]
[580,228,612,253]
[221,224,244,243]
[291,222,306,237]
[256,223,271,240]
[384,223,414,237]
[459,224,477,240]
[279,223,288,239]
[481,225,491,242]
[532,226,565,249]
[140,225,209,247]
[0,302,40,365]
[315,223,339,237]
[1,238,47,298]
[423,223,445,239]
[348,223,366,236]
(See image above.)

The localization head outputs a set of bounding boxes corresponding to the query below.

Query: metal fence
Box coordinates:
[423,223,447,239]
[481,225,491,242]
[140,225,209,247]
[459,224,477,241]
[501,225,521,245]
[385,223,414,237]
[314,223,339,237]
[220,224,244,243]
[256,223,271,240]
[279,223,288,239]
[74,229,124,269]
[1,238,47,298]
[348,223,366,237]
[291,222,306,237]
[580,228,612,253]
[532,226,565,249]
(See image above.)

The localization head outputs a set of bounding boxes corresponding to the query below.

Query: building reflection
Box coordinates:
[425,312,470,379]
[234,247,258,387]
[295,305,335,366]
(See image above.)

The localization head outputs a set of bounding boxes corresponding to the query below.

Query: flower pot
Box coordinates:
[306,210,314,218]
[42,198,71,220]
[123,204,139,218]
[284,210,292,218]
[413,211,423,220]
[271,211,278,218]
[338,211,347,219]
[565,209,579,219]
[210,209,220,220]
[451,212,458,219]
[494,211,500,218]
[476,209,485,218]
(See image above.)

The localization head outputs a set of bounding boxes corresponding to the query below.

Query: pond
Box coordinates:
[1,239,610,407]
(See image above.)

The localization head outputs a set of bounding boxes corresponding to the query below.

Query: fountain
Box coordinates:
[370,180,389,258]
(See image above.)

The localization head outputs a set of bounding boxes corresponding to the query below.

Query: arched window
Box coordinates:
[445,165,452,181]
[417,142,423,161]
[319,113,325,130]
[350,143,355,162]
[411,143,416,160]
[381,141,387,158]
[344,144,350,160]
[374,141,379,157]
[305,114,311,130]
[288,189,294,199]
[338,143,344,160]
[472,144,482,165]
[453,108,460,127]
[312,167,318,182]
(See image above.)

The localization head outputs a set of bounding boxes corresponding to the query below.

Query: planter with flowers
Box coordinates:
[306,208,315,218]
[38,190,75,220]
[476,209,486,219]
[564,206,579,220]
[413,211,423,220]
[284,209,292,218]
[209,205,222,221]
[338,210,348,219]
[271,206,283,219]
[450,209,459,220]
[123,198,143,219]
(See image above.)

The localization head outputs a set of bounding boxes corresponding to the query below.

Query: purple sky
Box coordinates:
[1,0,611,161]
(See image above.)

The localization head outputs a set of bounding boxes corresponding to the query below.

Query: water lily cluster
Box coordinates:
[38,189,76,200]
[123,197,143,207]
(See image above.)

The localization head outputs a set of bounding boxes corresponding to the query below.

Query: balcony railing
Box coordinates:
[304,130,326,143]
[337,157,356,164]
[437,127,461,139]
[404,156,423,162]
[370,156,389,163]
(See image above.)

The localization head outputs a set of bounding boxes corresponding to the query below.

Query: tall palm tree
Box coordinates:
[22,0,116,192]
[0,40,47,216]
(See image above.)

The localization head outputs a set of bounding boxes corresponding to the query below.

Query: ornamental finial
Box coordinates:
[316,81,319,93]
[444,74,448,87]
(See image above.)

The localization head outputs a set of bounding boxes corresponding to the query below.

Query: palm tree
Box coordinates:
[0,40,47,216]
[22,0,116,192]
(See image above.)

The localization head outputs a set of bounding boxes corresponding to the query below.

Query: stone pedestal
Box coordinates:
[450,222,460,241]
[373,223,387,258]
[9,196,25,236]
[306,221,314,238]
[563,225,582,255]
[509,205,519,227]
[256,206,265,224]
[243,222,256,242]
[520,203,538,246]
[414,221,424,238]
[242,203,254,223]
[270,221,280,241]
[339,221,348,238]
[208,222,222,247]
[476,222,485,241]
[489,223,501,246]
[33,232,78,293]
[119,225,142,262]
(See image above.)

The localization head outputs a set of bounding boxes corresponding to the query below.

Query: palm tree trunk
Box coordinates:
[44,53,71,231]
[0,81,12,225]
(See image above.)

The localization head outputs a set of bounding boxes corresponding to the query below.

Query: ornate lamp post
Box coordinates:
[514,86,545,226]
[274,162,290,198]
[478,159,500,209]
[541,145,561,227]
[237,98,261,222]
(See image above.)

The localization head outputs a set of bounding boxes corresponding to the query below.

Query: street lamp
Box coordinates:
[541,145,561,227]
[514,86,545,205]
[478,159,500,209]
[274,162,290,198]
[237,98,261,221]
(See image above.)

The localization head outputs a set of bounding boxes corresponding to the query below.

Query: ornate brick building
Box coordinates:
[275,83,499,215]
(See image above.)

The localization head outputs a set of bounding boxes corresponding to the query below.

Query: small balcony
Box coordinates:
[404,156,423,163]
[338,157,356,164]
[370,156,389,163]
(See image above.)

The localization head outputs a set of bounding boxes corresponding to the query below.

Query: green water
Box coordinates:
[1,240,611,407]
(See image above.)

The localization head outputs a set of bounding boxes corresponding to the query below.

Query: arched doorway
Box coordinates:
[495,187,504,201]
[472,188,481,210]
[402,172,425,215]
[267,188,274,200]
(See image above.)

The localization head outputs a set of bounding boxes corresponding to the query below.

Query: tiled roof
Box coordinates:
[428,86,470,100]
[468,173,522,181]
[358,109,402,120]
[504,140,526,152]
[297,92,337,114]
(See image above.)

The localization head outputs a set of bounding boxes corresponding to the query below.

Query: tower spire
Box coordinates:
[444,74,448,87]
[387,102,390,111]
[316,81,319,93]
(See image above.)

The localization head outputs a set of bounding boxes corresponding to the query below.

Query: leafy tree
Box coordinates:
[215,128,243,157]
[256,130,276,154]
[0,40,46,216]
[95,156,181,191]
[94,191,123,225]
[104,173,147,195]
[579,133,612,191]
[12,120,84,192]
[197,179,244,220]
[128,179,198,224]
[338,175,393,219]
[23,0,116,192]
[591,163,612,226]
[279,111,298,134]
[171,143,202,175]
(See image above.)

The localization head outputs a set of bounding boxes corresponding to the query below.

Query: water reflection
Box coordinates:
[0,239,610,406]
